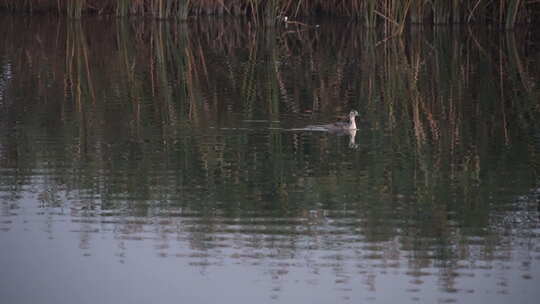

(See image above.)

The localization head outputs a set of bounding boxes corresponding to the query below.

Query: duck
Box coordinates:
[321,110,359,131]
[289,110,359,148]
[290,110,358,133]
[293,110,359,133]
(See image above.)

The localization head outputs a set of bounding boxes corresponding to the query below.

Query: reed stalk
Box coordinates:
[66,0,84,19]
[176,0,190,20]
[264,0,282,26]
[116,0,130,17]
[505,0,522,29]
[364,0,377,27]
[432,0,451,24]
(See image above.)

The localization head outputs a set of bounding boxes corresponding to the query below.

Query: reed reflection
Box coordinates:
[0,17,539,300]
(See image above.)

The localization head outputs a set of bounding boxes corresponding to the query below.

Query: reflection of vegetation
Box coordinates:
[0,17,539,290]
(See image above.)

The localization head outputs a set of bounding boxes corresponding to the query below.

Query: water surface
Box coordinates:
[1,16,540,304]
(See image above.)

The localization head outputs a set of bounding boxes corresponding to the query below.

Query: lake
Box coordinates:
[1,16,539,304]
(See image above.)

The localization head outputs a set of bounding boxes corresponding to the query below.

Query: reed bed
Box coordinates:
[1,0,537,29]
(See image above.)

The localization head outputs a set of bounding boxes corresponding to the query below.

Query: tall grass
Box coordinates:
[66,0,84,19]
[0,0,535,29]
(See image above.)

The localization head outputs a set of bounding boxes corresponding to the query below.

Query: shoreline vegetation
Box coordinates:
[0,0,538,31]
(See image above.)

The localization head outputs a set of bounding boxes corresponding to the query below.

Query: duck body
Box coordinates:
[310,110,359,132]
[289,110,359,148]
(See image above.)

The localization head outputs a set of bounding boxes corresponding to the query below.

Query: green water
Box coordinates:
[0,16,539,304]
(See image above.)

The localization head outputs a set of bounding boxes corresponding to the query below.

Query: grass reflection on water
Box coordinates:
[0,16,539,303]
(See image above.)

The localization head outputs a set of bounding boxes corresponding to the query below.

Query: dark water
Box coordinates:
[1,16,540,304]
